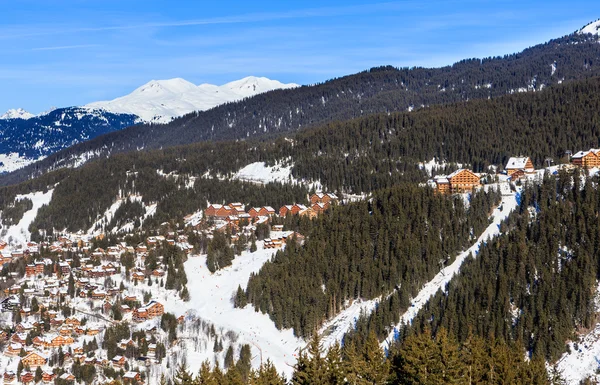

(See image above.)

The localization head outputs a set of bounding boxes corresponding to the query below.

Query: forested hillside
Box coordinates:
[2,31,600,186]
[240,185,501,338]
[3,76,600,235]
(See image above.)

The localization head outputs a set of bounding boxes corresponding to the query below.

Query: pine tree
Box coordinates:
[225,345,235,369]
[173,363,195,385]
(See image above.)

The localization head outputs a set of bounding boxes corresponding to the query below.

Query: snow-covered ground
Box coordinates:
[556,282,600,384]
[382,183,518,348]
[234,162,293,184]
[579,19,600,36]
[1,189,53,246]
[85,76,298,123]
[133,242,303,378]
[0,152,41,174]
[233,161,323,191]
[418,158,463,176]
[320,298,380,349]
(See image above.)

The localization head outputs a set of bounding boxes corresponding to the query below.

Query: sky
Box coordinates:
[0,0,599,114]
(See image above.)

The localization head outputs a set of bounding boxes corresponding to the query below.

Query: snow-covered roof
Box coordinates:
[505,157,531,170]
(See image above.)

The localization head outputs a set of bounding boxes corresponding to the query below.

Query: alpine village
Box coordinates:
[3,5,600,385]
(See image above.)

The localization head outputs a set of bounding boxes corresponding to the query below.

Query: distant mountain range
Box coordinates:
[0,76,298,173]
[84,76,298,123]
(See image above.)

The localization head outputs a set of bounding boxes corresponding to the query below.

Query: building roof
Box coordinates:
[505,156,532,169]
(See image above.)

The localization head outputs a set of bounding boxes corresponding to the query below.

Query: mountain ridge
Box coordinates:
[84,76,299,123]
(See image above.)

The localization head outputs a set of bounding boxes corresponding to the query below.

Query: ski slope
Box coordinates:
[1,189,54,246]
[382,183,518,347]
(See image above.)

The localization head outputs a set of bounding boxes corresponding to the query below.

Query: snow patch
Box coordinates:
[1,189,54,246]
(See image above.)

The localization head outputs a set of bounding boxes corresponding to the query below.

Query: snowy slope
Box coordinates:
[1,189,54,246]
[136,242,303,378]
[580,19,600,36]
[0,108,34,120]
[86,76,299,123]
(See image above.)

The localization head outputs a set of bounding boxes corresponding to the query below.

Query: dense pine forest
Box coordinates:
[0,75,600,234]
[2,31,600,186]
[240,185,501,337]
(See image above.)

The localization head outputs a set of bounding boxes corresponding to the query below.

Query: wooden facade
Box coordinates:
[447,169,481,193]
[572,150,600,168]
[21,352,47,368]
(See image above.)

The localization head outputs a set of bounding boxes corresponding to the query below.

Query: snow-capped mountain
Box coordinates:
[0,107,137,173]
[579,19,600,36]
[0,108,35,120]
[85,76,299,123]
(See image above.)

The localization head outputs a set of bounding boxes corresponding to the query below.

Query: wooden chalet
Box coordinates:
[572,149,600,168]
[3,371,15,383]
[310,192,338,205]
[505,156,535,176]
[432,169,481,194]
[21,351,47,368]
[20,371,34,385]
[279,204,308,217]
[123,371,143,384]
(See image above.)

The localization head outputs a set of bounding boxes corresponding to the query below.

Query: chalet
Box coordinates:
[123,371,142,384]
[25,264,36,277]
[310,192,338,205]
[505,156,535,176]
[42,370,55,383]
[112,355,126,368]
[92,289,107,299]
[65,317,81,327]
[430,169,482,194]
[133,308,148,321]
[229,202,246,215]
[152,268,165,277]
[34,261,45,274]
[135,245,148,254]
[205,204,234,218]
[16,322,33,333]
[119,338,136,350]
[59,373,76,382]
[572,149,600,168]
[131,271,146,282]
[299,207,318,219]
[21,351,47,368]
[11,333,27,345]
[5,343,22,357]
[3,371,15,383]
[311,202,329,215]
[20,307,31,317]
[279,204,308,217]
[86,327,100,336]
[146,300,164,318]
[20,371,34,384]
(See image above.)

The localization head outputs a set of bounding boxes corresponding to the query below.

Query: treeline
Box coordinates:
[240,185,501,337]
[385,171,600,363]
[162,329,551,385]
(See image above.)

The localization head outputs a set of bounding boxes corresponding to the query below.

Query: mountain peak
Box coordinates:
[579,19,600,36]
[85,76,299,123]
[0,108,34,120]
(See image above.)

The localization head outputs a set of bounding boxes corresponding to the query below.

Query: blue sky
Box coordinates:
[1,0,599,114]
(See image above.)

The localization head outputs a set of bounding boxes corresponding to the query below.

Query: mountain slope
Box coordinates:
[3,30,600,186]
[0,107,138,174]
[85,76,299,123]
